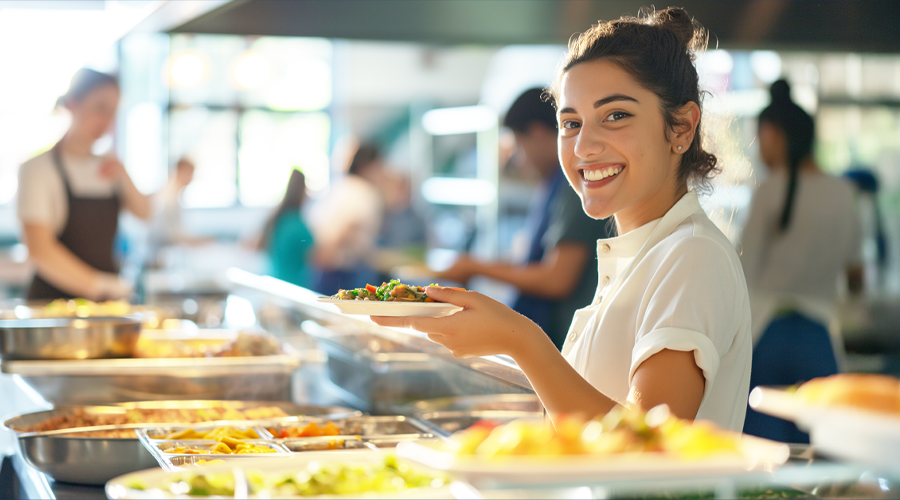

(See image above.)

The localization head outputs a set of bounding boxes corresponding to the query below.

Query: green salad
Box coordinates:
[129,456,448,497]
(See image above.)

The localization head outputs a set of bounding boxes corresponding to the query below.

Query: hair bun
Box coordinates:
[769,79,792,105]
[652,7,695,49]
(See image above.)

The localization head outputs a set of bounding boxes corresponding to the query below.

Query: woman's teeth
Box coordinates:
[583,166,623,182]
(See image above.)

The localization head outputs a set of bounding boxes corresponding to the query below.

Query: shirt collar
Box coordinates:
[596,190,703,259]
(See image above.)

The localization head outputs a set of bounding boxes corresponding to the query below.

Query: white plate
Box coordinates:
[105,451,455,499]
[749,385,900,465]
[316,298,462,317]
[395,436,789,488]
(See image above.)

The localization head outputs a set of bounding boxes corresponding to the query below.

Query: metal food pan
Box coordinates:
[415,410,545,437]
[164,453,295,471]
[406,394,544,414]
[0,316,142,361]
[2,401,359,485]
[264,415,432,438]
[140,424,269,440]
[152,439,290,455]
[1,355,305,403]
[280,435,368,452]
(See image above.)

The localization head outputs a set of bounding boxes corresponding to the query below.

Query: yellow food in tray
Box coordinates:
[159,427,260,440]
[449,405,740,459]
[163,436,276,455]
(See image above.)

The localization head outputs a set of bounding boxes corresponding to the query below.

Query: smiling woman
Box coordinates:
[372,7,752,432]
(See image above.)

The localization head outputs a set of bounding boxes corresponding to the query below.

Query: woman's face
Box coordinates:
[66,84,120,142]
[557,59,685,230]
[757,121,787,170]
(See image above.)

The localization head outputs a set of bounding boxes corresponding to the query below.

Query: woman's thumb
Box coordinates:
[425,286,470,306]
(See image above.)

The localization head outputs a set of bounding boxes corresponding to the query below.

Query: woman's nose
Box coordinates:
[573,123,605,159]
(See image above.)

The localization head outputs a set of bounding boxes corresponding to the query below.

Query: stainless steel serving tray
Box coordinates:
[2,401,360,485]
[0,316,142,361]
[406,394,544,414]
[1,354,307,404]
[415,410,545,437]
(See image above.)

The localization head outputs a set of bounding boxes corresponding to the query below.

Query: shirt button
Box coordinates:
[568,330,579,342]
[602,276,610,285]
[602,243,610,253]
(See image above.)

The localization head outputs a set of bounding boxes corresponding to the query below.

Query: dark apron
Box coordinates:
[27,143,121,300]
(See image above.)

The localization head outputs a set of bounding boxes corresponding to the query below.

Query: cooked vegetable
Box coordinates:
[269,421,341,438]
[331,279,465,302]
[131,456,448,496]
[449,405,740,459]
[159,426,260,440]
[162,435,277,455]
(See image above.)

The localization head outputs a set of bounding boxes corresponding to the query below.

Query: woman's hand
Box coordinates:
[370,286,543,358]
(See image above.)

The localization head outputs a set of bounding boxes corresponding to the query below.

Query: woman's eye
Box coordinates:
[560,120,581,130]
[605,111,631,122]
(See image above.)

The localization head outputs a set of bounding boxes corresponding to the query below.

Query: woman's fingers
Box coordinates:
[370,314,449,333]
[424,286,478,307]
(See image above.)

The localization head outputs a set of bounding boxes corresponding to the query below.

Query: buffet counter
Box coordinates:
[3,270,900,499]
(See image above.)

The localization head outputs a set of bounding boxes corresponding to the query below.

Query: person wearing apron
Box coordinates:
[372,8,752,431]
[17,68,151,301]
[739,80,864,442]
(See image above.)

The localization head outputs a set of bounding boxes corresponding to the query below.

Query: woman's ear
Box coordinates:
[672,102,700,153]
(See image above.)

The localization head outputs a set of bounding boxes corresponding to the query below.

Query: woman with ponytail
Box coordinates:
[373,8,752,431]
[740,79,864,442]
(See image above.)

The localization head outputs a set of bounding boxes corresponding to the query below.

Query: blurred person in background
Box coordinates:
[373,172,428,284]
[17,68,150,301]
[259,169,315,289]
[439,88,615,350]
[307,143,384,293]
[147,157,214,265]
[740,79,864,442]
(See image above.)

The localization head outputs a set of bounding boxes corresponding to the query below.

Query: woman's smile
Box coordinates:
[581,164,625,185]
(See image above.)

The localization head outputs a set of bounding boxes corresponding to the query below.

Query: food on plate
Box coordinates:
[133,330,283,358]
[157,427,260,440]
[331,279,465,302]
[161,437,276,455]
[449,405,740,459]
[269,421,341,438]
[13,406,290,438]
[795,373,900,415]
[127,456,448,496]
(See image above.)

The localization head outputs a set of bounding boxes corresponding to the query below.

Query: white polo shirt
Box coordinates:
[561,191,752,432]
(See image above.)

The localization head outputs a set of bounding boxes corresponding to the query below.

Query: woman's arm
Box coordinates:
[100,157,151,220]
[372,287,705,421]
[22,223,130,300]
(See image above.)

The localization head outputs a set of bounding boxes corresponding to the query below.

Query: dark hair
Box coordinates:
[547,7,718,190]
[347,144,382,176]
[58,68,118,107]
[758,79,814,231]
[503,87,557,133]
[260,169,307,250]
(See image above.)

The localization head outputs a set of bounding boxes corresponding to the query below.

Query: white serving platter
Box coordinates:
[395,435,789,488]
[749,385,900,465]
[105,451,455,499]
[316,298,462,317]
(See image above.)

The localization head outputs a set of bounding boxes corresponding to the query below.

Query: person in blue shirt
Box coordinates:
[260,169,315,288]
[439,88,615,349]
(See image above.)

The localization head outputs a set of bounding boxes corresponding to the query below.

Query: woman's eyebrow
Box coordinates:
[557,94,639,115]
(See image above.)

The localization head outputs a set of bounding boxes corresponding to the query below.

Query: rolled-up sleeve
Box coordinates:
[629,236,746,405]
